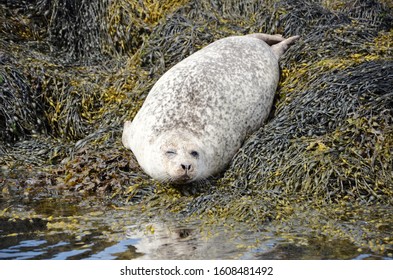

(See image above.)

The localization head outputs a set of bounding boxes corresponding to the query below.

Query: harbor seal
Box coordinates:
[122,33,299,183]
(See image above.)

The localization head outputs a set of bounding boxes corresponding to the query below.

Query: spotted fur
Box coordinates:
[122,34,299,183]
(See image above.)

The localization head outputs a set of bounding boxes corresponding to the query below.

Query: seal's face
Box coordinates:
[150,132,207,183]
[162,148,200,183]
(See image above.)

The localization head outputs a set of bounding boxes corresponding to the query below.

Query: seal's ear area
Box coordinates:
[122,121,132,149]
[271,35,300,59]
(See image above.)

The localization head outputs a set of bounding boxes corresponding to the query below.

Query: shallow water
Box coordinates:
[1,195,391,260]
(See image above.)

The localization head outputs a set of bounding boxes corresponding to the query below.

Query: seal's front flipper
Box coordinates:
[271,35,300,59]
[122,121,133,149]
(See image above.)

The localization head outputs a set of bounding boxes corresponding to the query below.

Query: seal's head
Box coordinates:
[147,131,208,184]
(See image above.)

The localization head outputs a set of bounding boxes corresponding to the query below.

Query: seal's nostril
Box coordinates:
[181,164,191,171]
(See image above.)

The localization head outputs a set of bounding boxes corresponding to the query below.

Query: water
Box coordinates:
[0,195,391,260]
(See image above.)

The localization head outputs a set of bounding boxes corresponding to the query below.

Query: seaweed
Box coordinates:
[1,0,392,256]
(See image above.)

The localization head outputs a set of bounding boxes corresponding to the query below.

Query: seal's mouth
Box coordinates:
[172,174,193,184]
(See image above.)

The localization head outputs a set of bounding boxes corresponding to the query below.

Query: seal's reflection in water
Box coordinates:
[126,222,245,259]
[126,222,203,259]
[1,196,382,260]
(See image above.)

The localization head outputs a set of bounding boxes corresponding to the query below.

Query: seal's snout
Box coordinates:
[181,163,192,171]
[173,163,195,183]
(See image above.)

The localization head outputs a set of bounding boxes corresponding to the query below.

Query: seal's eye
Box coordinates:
[190,151,199,158]
[166,150,176,157]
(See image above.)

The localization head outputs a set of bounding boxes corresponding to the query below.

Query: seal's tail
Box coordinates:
[247,33,300,59]
[271,35,300,59]
[246,33,285,45]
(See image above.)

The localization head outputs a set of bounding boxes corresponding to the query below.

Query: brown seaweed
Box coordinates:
[1,0,392,255]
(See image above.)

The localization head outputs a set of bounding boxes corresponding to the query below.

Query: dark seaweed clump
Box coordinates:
[1,0,392,255]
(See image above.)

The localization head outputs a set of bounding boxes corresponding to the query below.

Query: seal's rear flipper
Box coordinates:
[246,33,285,45]
[271,35,300,59]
